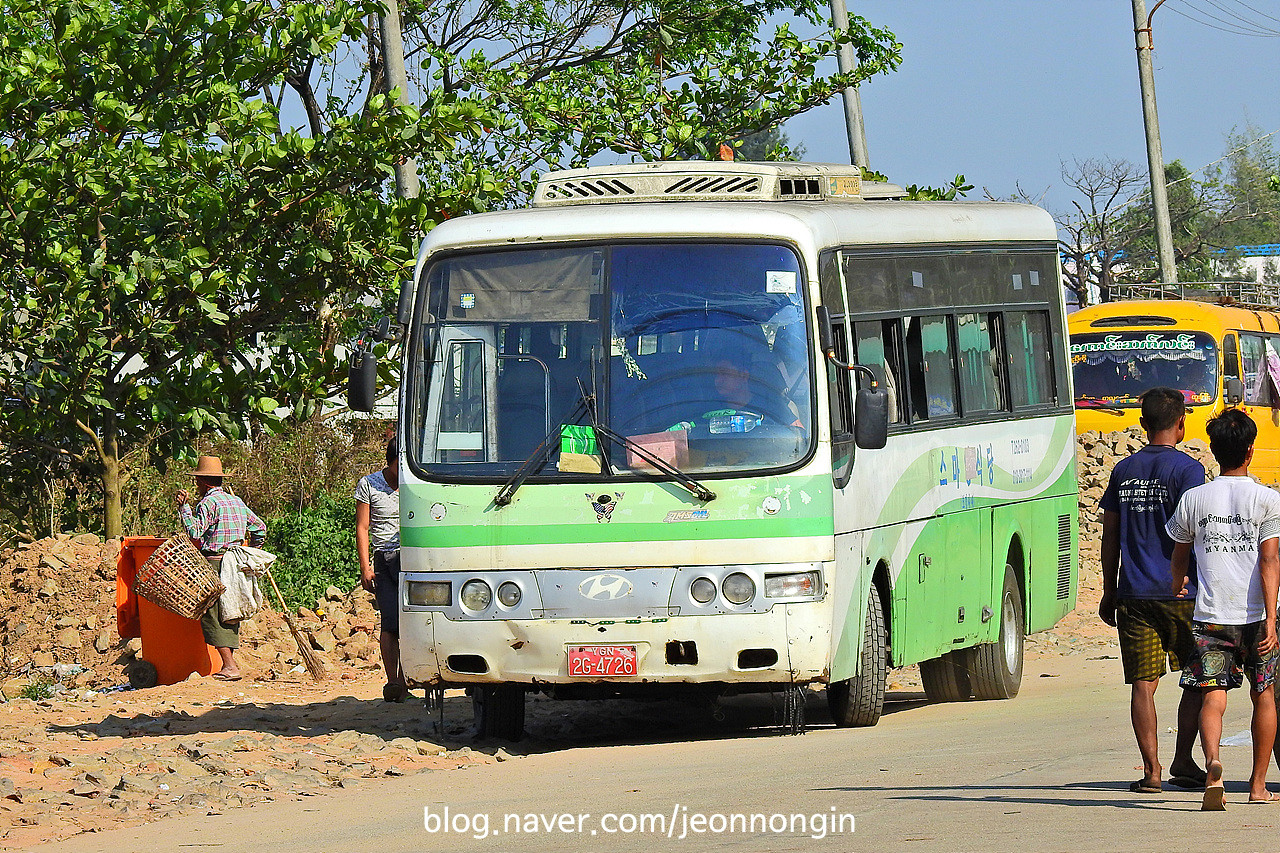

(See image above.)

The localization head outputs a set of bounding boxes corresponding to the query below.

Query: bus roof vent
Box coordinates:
[1090,315,1178,327]
[534,162,905,207]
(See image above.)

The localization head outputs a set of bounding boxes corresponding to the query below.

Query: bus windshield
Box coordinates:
[1069,330,1217,407]
[410,243,812,480]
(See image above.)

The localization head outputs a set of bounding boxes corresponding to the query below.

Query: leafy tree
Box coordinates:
[325,1,903,204]
[0,0,492,538]
[0,0,905,539]
[734,125,807,161]
[1213,124,1280,250]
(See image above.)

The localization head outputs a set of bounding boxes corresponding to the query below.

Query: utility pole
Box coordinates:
[1131,0,1177,283]
[830,0,869,168]
[380,0,419,199]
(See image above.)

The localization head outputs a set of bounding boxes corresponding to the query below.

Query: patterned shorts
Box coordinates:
[1117,599,1196,683]
[1180,620,1279,693]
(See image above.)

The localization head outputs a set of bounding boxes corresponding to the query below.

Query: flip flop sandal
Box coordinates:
[1247,791,1279,804]
[211,672,243,681]
[1201,785,1227,811]
[1130,780,1162,794]
[1169,775,1206,790]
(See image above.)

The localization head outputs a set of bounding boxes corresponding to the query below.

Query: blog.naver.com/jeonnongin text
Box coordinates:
[423,804,855,841]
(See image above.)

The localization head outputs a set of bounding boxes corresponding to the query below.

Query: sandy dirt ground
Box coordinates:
[0,573,1117,849]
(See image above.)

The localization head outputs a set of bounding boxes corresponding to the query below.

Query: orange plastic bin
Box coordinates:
[117,537,220,685]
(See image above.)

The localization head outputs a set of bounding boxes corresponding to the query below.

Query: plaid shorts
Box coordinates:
[1180,620,1279,693]
[1117,599,1196,683]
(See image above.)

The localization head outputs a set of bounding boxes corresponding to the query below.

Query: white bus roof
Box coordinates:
[419,198,1057,262]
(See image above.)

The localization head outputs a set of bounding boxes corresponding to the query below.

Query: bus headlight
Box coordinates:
[496,581,522,607]
[690,577,717,604]
[459,580,493,611]
[722,572,755,605]
[407,580,452,606]
[764,571,819,598]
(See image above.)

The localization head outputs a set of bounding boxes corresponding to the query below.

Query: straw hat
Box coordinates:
[190,456,230,478]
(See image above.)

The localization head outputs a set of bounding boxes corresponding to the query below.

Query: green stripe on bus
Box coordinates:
[401,516,833,548]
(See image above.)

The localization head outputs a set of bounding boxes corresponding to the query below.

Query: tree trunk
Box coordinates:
[101,425,124,539]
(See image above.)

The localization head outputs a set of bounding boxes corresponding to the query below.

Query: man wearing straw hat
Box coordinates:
[175,455,266,681]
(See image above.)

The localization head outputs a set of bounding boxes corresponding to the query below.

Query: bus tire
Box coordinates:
[919,652,971,702]
[828,582,887,727]
[473,684,526,741]
[967,565,1024,700]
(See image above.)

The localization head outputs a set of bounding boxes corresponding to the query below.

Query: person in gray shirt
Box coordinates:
[356,439,404,702]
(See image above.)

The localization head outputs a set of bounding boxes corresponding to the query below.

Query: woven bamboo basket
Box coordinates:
[135,535,225,620]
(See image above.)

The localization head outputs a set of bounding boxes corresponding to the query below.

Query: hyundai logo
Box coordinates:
[579,574,632,601]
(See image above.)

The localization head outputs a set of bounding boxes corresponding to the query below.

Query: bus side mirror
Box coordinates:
[1224,376,1244,406]
[396,279,414,327]
[816,305,835,354]
[854,387,889,449]
[348,350,378,412]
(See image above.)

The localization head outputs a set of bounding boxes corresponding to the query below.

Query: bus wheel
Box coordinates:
[828,582,887,727]
[919,652,971,702]
[967,565,1024,700]
[473,684,526,741]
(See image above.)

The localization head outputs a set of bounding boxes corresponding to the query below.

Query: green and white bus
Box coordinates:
[352,162,1078,739]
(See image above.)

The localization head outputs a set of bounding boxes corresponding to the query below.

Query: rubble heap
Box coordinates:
[1075,426,1219,595]
[0,535,385,697]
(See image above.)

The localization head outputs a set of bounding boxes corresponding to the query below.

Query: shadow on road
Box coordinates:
[45,686,938,754]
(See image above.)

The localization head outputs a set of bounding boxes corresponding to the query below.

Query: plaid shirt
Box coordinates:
[180,487,266,554]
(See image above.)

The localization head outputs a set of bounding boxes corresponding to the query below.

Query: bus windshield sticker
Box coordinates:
[459,293,475,309]
[1012,274,1023,291]
[911,271,924,288]
[1069,333,1195,353]
[766,271,797,294]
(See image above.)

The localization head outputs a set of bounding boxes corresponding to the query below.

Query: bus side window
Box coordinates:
[956,312,1005,414]
[904,314,957,420]
[1006,310,1055,407]
[854,320,904,424]
[1240,334,1266,403]
[1223,334,1240,380]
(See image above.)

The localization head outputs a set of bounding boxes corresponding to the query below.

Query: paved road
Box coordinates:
[47,656,1279,852]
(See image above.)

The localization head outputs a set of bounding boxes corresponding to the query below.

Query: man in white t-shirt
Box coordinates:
[356,439,404,702]
[1168,409,1280,808]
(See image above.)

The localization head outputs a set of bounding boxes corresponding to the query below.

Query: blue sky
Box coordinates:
[785,0,1280,216]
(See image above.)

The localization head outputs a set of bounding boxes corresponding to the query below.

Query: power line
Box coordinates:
[1167,0,1280,36]
[1193,0,1280,32]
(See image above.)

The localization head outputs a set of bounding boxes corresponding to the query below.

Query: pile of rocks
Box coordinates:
[0,536,386,697]
[0,535,123,695]
[236,587,385,678]
[1074,426,1219,592]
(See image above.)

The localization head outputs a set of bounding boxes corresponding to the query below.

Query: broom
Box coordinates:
[264,568,325,681]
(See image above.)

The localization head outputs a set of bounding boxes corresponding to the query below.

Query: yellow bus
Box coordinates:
[1069,299,1280,484]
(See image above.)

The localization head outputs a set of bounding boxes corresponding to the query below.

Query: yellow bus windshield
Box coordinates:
[1069,330,1217,407]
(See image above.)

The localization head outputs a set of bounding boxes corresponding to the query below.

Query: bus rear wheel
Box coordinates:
[828,582,887,727]
[473,684,526,741]
[919,652,971,702]
[966,565,1024,700]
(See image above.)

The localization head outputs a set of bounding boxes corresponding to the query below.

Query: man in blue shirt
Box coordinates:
[1100,386,1207,793]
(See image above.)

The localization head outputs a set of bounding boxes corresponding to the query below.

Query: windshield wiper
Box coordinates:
[493,395,716,507]
[1075,397,1126,415]
[493,396,591,507]
[591,422,716,503]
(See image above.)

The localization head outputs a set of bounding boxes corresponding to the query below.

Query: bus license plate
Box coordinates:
[567,645,637,677]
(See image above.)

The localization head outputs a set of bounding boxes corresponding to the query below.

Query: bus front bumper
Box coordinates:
[399,603,832,687]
